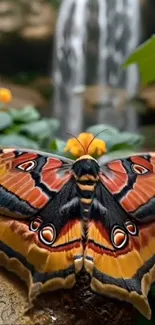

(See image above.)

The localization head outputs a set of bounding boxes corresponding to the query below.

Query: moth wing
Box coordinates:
[99,152,155,222]
[0,148,83,298]
[85,153,155,319]
[0,148,73,218]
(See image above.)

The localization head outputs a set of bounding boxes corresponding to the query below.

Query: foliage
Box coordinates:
[0,106,60,150]
[123,35,155,85]
[50,123,144,161]
[48,0,61,9]
[0,106,143,160]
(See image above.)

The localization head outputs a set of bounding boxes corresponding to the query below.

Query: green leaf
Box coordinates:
[108,143,136,152]
[0,112,13,130]
[49,138,66,154]
[107,132,144,151]
[3,124,21,134]
[46,118,60,135]
[98,150,136,165]
[87,125,143,151]
[19,118,60,141]
[86,124,119,135]
[0,134,39,149]
[8,106,40,123]
[123,35,155,85]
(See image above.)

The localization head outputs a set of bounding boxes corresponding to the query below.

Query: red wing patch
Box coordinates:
[0,148,72,218]
[120,173,155,213]
[99,153,155,221]
[100,160,128,194]
[41,158,72,191]
[130,156,153,171]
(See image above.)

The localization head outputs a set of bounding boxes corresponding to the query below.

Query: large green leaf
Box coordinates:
[8,106,40,123]
[107,132,144,151]
[87,125,143,151]
[98,149,136,164]
[19,118,60,141]
[0,134,39,149]
[87,124,119,135]
[0,112,13,130]
[46,118,60,135]
[123,35,155,85]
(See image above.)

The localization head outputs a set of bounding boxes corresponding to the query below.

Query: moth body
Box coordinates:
[72,155,99,225]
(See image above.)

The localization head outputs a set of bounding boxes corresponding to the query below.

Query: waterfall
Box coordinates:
[53,0,142,136]
[53,0,88,136]
[96,0,141,130]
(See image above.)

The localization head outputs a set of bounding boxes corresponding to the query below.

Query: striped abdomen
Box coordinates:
[72,156,100,228]
[75,175,99,221]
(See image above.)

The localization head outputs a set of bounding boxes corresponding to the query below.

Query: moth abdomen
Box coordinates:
[72,156,100,221]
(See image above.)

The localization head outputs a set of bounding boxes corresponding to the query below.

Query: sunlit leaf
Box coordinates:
[123,35,155,85]
[0,112,13,130]
[0,134,39,149]
[19,118,60,141]
[87,124,119,135]
[9,106,40,123]
[87,125,143,151]
[46,118,60,135]
[107,132,144,151]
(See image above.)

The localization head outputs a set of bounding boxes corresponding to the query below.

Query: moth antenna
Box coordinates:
[66,132,86,155]
[86,129,108,154]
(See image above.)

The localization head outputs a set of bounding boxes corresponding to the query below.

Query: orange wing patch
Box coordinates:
[85,220,155,320]
[0,215,83,299]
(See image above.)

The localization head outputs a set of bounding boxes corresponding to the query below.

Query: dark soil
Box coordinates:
[0,269,138,325]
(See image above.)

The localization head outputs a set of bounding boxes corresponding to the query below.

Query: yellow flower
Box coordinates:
[0,88,12,104]
[64,132,107,158]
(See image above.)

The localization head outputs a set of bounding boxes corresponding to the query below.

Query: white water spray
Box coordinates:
[53,0,142,136]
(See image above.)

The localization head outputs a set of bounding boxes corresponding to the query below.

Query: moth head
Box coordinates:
[72,155,100,178]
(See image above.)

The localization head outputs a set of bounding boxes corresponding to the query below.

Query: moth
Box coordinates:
[0,147,155,319]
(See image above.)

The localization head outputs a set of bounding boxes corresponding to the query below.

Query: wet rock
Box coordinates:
[0,0,56,40]
[0,80,47,110]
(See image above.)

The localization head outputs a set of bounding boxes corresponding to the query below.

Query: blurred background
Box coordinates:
[0,0,155,155]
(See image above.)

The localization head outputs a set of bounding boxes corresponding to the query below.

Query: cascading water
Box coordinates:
[53,0,142,136]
